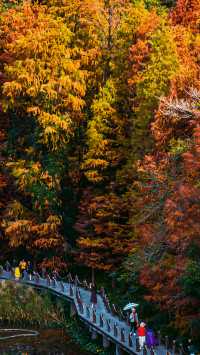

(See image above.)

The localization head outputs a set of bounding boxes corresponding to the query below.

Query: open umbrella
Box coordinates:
[123,302,139,311]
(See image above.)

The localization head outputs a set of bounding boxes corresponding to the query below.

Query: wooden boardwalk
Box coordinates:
[0,270,169,355]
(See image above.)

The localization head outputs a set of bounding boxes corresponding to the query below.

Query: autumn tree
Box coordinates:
[118,0,200,336]
[74,1,137,273]
[122,90,200,337]
[75,1,181,273]
[0,2,86,261]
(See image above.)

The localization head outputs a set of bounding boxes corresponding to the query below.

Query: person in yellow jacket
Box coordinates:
[15,266,21,280]
[19,259,27,278]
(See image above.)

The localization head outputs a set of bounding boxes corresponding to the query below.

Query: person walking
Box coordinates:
[90,283,97,309]
[129,307,139,336]
[5,260,11,272]
[19,259,27,278]
[137,322,146,350]
[52,269,59,281]
[27,261,33,281]
[12,258,17,268]
[188,339,198,355]
[14,266,21,280]
[146,328,158,348]
[12,258,17,274]
[41,266,47,279]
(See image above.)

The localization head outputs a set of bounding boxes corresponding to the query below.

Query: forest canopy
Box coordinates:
[0,0,199,341]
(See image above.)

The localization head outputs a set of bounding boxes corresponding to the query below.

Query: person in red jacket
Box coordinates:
[137,322,146,350]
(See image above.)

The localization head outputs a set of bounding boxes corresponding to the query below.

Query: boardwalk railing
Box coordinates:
[0,270,190,355]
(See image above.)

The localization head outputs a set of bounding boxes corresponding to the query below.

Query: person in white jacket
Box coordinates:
[129,307,139,336]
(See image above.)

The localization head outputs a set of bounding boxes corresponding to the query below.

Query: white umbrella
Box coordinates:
[123,302,139,311]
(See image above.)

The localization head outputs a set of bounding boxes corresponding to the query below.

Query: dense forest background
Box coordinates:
[0,0,199,342]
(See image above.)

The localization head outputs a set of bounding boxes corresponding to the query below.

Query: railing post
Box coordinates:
[165,335,169,349]
[112,303,118,316]
[34,272,40,285]
[74,275,78,287]
[102,335,110,349]
[172,339,176,354]
[114,322,118,337]
[86,305,90,318]
[75,275,82,287]
[121,328,125,343]
[100,286,105,298]
[115,344,123,355]
[67,273,73,284]
[78,301,84,314]
[136,337,140,352]
[46,275,51,287]
[91,329,97,340]
[128,333,133,348]
[100,314,104,328]
[92,309,96,324]
[60,281,64,292]
[76,288,80,302]
[70,284,74,297]
[106,319,111,332]
[70,302,77,317]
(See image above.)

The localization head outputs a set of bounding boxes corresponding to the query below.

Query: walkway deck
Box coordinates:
[0,270,168,355]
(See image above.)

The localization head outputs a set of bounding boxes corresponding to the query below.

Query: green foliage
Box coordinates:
[82,79,120,182]
[67,319,114,355]
[169,138,190,155]
[0,282,65,327]
[181,261,200,298]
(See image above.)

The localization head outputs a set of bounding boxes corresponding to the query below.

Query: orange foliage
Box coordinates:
[75,188,133,271]
[171,0,200,33]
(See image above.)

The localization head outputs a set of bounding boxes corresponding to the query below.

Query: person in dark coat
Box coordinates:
[41,266,47,279]
[52,269,59,281]
[12,258,18,268]
[90,283,97,308]
[27,261,33,281]
[5,260,11,272]
[188,339,198,355]
[11,258,17,276]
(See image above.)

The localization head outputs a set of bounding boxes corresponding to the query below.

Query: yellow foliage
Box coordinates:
[1,2,86,151]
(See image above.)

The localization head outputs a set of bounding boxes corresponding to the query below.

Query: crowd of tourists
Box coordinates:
[5,259,33,280]
[4,259,59,282]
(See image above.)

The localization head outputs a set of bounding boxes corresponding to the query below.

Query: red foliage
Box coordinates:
[135,86,200,332]
[171,0,200,33]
